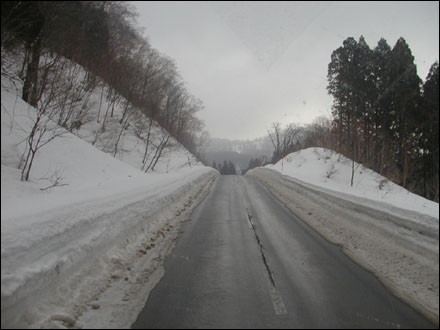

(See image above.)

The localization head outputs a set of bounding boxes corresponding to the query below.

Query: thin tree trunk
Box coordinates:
[151,135,170,171]
[22,38,42,107]
[142,117,154,166]
[97,84,105,123]
[351,141,355,187]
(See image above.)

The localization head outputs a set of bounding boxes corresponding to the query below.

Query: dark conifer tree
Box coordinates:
[371,38,393,173]
[387,38,422,187]
[419,62,439,200]
[228,161,236,175]
[221,160,228,175]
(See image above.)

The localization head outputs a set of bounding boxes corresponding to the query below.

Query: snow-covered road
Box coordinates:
[132,175,435,328]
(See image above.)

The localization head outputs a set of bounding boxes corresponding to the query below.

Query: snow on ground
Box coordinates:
[248,147,439,325]
[1,67,218,328]
[266,147,439,219]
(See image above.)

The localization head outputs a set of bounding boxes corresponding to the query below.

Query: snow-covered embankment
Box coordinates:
[248,148,439,326]
[1,168,217,329]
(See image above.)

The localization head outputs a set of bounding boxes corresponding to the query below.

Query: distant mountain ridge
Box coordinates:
[202,136,273,171]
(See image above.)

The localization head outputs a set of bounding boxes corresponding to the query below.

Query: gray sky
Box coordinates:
[134,1,439,140]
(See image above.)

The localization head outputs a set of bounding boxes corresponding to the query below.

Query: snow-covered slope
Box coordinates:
[266,147,439,219]
[1,65,217,328]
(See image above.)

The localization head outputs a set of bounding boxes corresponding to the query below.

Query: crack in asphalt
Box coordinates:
[246,208,276,287]
[245,207,287,315]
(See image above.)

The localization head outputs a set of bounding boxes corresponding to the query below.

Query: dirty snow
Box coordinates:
[248,148,439,325]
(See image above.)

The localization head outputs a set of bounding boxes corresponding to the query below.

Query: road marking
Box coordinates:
[270,286,288,315]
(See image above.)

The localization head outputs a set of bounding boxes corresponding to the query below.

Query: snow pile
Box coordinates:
[249,148,439,325]
[1,70,218,328]
[266,147,439,219]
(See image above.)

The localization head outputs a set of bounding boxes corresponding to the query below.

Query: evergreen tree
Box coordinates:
[419,62,439,200]
[228,161,236,175]
[371,38,393,173]
[354,36,376,163]
[387,38,422,187]
[221,160,228,175]
[327,37,359,150]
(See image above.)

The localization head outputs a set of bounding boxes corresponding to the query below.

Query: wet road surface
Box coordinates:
[132,176,435,329]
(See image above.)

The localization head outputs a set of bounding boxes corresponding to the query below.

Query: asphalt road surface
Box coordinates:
[132,175,435,329]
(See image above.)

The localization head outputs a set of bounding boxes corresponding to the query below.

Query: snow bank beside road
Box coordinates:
[266,148,439,219]
[248,166,439,326]
[2,167,217,329]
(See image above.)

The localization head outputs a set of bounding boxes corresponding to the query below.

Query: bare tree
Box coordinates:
[268,122,303,163]
[19,51,96,181]
[20,95,67,182]
[144,127,171,172]
[268,122,282,163]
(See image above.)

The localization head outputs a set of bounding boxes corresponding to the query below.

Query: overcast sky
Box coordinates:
[134,1,439,140]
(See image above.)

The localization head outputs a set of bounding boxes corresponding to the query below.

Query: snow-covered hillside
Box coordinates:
[266,147,439,219]
[1,62,217,328]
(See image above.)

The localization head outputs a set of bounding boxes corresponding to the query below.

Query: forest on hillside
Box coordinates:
[267,37,439,202]
[1,1,208,179]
